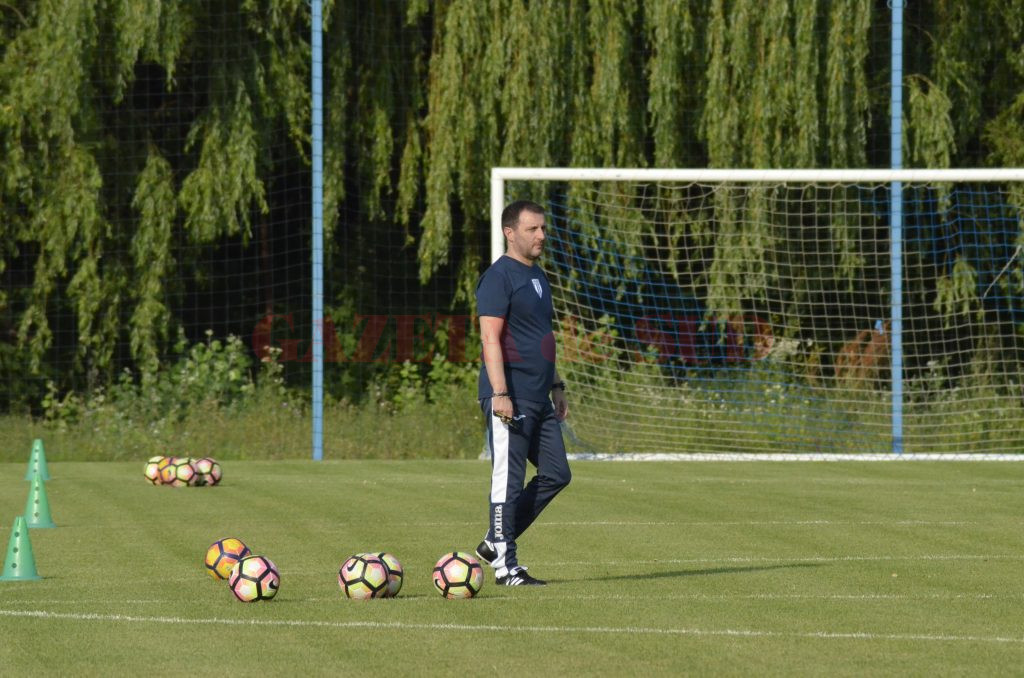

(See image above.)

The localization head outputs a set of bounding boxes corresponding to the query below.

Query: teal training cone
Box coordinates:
[23,477,56,529]
[25,438,51,481]
[0,516,41,581]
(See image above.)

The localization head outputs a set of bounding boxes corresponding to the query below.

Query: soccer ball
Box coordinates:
[192,457,222,486]
[205,537,251,580]
[229,555,280,602]
[144,456,164,485]
[374,552,404,598]
[338,554,389,599]
[432,552,484,599]
[157,456,179,484]
[167,458,197,487]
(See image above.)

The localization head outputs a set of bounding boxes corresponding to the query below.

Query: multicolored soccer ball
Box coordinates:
[229,555,280,602]
[192,457,222,486]
[338,554,389,599]
[157,456,179,484]
[205,537,251,580]
[432,551,484,599]
[375,552,404,598]
[143,456,164,485]
[165,457,197,487]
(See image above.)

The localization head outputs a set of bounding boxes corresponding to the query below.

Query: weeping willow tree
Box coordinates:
[2,0,1024,409]
[413,0,879,316]
[0,0,312,407]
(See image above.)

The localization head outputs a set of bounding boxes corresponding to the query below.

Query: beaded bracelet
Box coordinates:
[551,381,567,392]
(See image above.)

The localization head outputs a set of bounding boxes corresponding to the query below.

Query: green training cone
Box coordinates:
[0,516,41,581]
[24,438,51,481]
[23,477,56,529]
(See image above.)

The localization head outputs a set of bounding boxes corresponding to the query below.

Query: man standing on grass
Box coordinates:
[475,200,571,586]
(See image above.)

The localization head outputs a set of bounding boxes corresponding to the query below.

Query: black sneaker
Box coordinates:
[475,540,498,565]
[496,568,546,586]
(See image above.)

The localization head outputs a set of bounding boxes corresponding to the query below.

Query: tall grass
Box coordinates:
[0,384,483,463]
[565,359,1024,455]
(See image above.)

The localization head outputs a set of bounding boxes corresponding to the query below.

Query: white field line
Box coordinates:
[539,520,980,526]
[289,592,1019,603]
[0,599,166,605]
[543,554,1024,566]
[1,609,1022,645]
[76,519,991,531]
[569,453,1024,462]
[581,476,1024,485]
[5,592,1019,607]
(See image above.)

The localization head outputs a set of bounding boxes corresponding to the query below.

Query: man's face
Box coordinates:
[506,209,546,262]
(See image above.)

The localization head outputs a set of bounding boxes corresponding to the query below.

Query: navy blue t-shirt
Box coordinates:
[476,255,556,402]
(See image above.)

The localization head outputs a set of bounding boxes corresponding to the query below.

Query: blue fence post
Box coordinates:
[311,0,324,461]
[890,0,904,455]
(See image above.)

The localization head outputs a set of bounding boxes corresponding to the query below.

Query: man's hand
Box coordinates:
[492,394,515,420]
[552,389,569,421]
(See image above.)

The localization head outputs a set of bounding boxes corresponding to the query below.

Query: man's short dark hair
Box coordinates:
[502,200,545,231]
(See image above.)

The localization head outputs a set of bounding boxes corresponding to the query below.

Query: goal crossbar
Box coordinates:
[490,168,1024,262]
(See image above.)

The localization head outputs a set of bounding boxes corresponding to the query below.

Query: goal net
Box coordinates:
[491,169,1024,457]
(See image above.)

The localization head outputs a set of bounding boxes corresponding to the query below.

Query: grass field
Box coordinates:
[1,459,1023,675]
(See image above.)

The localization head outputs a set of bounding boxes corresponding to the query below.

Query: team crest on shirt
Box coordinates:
[532,279,542,298]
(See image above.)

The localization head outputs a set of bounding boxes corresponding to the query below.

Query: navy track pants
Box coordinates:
[482,397,571,573]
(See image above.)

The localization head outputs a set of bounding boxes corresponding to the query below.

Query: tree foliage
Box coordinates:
[1,0,1024,408]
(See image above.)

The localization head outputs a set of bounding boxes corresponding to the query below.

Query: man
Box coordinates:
[475,200,571,586]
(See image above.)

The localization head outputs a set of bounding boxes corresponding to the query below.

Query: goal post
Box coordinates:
[491,167,1024,457]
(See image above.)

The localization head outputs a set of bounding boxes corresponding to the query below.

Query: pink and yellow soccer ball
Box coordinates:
[192,457,222,486]
[338,554,390,600]
[374,552,404,598]
[143,456,164,485]
[157,456,179,485]
[165,458,197,487]
[229,555,280,602]
[432,552,484,599]
[205,538,251,580]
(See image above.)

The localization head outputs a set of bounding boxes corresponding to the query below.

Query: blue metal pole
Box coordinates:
[890,0,904,455]
[311,0,324,461]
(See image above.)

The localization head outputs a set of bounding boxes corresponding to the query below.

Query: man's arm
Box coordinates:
[480,315,514,419]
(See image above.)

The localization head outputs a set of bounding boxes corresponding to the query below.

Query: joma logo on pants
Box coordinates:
[493,505,503,539]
